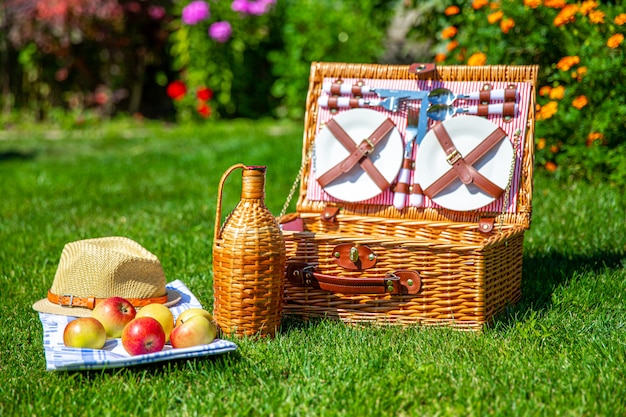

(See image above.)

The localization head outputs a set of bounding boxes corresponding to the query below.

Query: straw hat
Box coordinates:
[32,236,182,317]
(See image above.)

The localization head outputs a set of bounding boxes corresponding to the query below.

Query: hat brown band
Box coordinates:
[47,290,169,310]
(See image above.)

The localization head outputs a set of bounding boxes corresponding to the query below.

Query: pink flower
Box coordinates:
[209,21,233,43]
[231,0,249,13]
[247,0,272,15]
[182,1,210,25]
[231,0,275,15]
[148,5,166,20]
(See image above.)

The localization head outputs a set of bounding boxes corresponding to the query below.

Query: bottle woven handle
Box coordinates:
[214,163,245,242]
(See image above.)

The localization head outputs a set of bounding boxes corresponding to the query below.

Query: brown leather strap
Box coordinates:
[504,85,517,102]
[479,88,492,103]
[424,123,508,199]
[317,118,396,192]
[503,101,517,117]
[47,290,169,310]
[286,263,421,295]
[408,63,436,75]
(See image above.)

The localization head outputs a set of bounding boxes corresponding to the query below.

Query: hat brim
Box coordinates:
[32,288,183,318]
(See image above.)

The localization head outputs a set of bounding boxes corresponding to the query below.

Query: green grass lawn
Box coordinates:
[1,117,625,416]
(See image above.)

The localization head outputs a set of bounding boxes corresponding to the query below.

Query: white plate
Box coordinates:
[414,116,513,211]
[314,109,403,202]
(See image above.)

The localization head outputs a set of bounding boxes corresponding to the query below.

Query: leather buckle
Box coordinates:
[446,149,462,165]
[61,294,74,307]
[359,138,375,157]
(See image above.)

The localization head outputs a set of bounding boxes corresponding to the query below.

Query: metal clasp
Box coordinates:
[61,294,74,307]
[359,138,375,157]
[349,246,359,262]
[446,149,462,165]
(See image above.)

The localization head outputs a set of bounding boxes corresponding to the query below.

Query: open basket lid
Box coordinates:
[290,62,538,230]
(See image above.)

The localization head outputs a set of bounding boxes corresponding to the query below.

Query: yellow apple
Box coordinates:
[136,303,174,342]
[63,317,107,349]
[175,308,214,328]
[170,315,217,349]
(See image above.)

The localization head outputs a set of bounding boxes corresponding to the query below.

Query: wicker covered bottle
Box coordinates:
[212,164,286,337]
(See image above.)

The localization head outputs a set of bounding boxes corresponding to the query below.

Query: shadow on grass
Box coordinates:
[0,150,37,162]
[492,250,625,329]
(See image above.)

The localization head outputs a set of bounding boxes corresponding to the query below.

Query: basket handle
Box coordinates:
[286,263,421,295]
[214,163,246,242]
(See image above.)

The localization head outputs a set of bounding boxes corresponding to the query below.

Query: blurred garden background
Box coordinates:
[1,0,625,190]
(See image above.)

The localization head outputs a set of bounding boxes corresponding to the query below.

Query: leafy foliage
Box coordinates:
[403,0,626,186]
[2,0,175,119]
[168,0,396,119]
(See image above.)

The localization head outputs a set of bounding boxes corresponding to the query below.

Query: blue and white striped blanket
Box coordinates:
[39,279,237,371]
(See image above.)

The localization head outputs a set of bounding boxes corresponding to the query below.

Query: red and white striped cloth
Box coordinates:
[307,78,532,213]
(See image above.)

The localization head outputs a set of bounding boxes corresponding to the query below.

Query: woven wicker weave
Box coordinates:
[280,62,538,330]
[213,164,286,337]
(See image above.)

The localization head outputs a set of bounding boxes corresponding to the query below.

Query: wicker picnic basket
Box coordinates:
[278,62,538,330]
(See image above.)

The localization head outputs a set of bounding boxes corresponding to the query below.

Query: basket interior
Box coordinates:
[293,62,538,229]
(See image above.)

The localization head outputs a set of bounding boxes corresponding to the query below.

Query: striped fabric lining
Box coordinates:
[39,279,237,371]
[308,78,532,213]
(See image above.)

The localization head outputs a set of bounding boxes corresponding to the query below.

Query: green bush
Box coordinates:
[402,0,626,187]
[168,0,396,119]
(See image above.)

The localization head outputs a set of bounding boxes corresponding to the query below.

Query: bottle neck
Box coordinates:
[241,166,266,201]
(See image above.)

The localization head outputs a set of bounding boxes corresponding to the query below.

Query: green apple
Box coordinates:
[136,303,174,342]
[63,317,107,349]
[170,315,217,349]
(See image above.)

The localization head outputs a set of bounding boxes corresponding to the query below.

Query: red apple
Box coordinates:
[63,317,107,349]
[92,297,136,338]
[121,317,166,356]
[170,315,217,349]
[136,303,174,342]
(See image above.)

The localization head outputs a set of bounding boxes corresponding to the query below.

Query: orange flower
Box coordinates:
[445,6,460,16]
[556,56,580,71]
[545,161,557,172]
[549,85,565,100]
[586,132,605,147]
[536,138,546,150]
[536,101,558,120]
[572,95,588,109]
[588,10,605,24]
[467,52,487,66]
[579,0,598,15]
[539,86,552,96]
[554,4,578,26]
[472,0,489,10]
[441,26,458,39]
[435,53,447,62]
[523,0,541,9]
[447,40,460,51]
[615,13,626,25]
[488,11,504,24]
[550,144,559,153]
[571,66,587,81]
[544,0,565,8]
[500,18,515,34]
[607,33,624,49]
